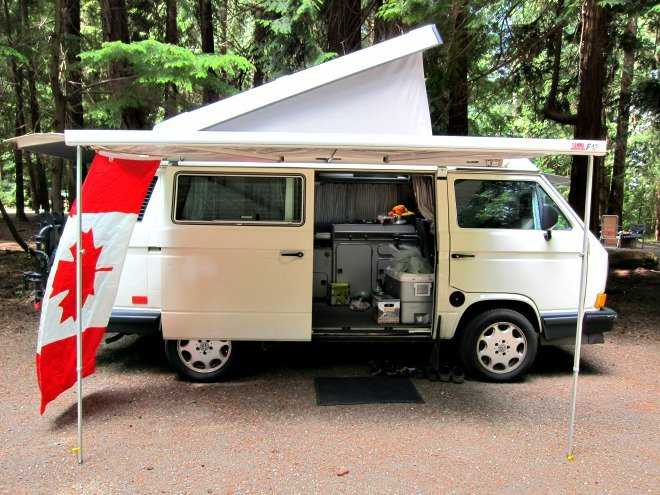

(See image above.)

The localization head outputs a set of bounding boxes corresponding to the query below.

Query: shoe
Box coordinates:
[450,366,465,384]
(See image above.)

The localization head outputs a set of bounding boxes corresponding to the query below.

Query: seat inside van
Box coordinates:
[312,172,436,338]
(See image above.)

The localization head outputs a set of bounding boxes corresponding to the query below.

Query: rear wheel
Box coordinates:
[165,339,239,382]
[458,309,538,382]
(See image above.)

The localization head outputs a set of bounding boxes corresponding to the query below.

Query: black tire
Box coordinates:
[164,339,241,382]
[458,309,538,382]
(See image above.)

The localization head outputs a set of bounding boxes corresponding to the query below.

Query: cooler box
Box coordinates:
[383,270,433,302]
[384,270,433,324]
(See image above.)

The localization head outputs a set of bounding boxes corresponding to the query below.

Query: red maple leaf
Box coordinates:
[50,228,112,323]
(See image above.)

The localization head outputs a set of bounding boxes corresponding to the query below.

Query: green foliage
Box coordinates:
[0,44,27,64]
[80,39,252,92]
[0,0,656,233]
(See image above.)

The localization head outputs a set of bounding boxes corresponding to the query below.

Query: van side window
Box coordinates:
[174,174,303,225]
[455,179,571,230]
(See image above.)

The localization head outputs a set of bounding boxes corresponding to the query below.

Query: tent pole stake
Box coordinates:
[76,145,83,465]
[567,153,594,460]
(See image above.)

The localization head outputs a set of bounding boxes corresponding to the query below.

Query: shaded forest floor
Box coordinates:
[0,213,658,494]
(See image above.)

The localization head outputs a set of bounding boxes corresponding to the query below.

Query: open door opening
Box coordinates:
[311,171,437,340]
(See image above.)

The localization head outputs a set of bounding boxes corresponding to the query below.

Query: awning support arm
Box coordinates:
[566,153,594,460]
[76,145,83,465]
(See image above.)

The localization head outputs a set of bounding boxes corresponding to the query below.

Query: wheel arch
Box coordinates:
[452,295,542,342]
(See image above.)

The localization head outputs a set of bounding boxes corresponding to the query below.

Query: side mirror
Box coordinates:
[541,204,559,231]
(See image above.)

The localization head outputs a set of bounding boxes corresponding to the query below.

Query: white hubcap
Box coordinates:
[476,322,527,374]
[177,339,231,373]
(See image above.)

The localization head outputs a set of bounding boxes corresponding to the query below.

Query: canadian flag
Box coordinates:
[36,153,160,413]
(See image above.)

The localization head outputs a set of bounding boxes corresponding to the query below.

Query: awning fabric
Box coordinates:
[7,131,607,166]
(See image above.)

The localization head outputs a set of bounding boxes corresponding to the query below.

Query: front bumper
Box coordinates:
[541,307,617,341]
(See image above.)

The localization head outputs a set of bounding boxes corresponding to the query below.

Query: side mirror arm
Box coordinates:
[544,229,552,241]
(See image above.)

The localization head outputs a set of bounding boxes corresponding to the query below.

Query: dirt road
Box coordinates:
[0,233,659,494]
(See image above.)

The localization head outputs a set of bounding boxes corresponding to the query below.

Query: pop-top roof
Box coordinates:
[154,25,441,135]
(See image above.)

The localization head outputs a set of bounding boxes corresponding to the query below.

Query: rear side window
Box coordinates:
[454,179,570,230]
[174,173,303,225]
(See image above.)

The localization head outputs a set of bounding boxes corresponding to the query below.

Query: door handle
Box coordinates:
[280,250,304,258]
[451,253,475,259]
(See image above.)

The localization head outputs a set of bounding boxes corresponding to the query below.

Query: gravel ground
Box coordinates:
[0,218,659,494]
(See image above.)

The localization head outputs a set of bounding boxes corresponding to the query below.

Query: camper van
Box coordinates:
[105,157,616,383]
[12,25,616,383]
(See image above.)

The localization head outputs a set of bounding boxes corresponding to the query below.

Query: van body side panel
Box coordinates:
[159,167,314,341]
[114,171,164,310]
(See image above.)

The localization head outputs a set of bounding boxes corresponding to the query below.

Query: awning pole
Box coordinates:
[566,153,594,461]
[75,145,83,465]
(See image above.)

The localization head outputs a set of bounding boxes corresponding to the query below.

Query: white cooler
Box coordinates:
[383,270,433,324]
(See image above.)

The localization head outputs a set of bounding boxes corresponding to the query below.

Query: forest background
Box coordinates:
[0,0,658,237]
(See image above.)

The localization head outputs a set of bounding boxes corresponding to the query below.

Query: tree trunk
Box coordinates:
[568,0,611,232]
[325,0,362,55]
[607,15,637,220]
[100,0,147,128]
[251,7,268,88]
[50,0,68,213]
[446,0,470,136]
[373,0,404,42]
[163,0,178,117]
[22,0,50,212]
[2,0,28,221]
[197,0,218,104]
[63,0,83,130]
[655,181,660,241]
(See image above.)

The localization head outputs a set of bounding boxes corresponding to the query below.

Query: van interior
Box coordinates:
[312,172,437,339]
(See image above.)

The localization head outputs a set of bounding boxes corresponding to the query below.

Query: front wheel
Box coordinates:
[165,339,239,382]
[458,309,538,382]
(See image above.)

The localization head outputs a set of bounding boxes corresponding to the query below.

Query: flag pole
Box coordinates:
[75,145,83,465]
[566,153,594,461]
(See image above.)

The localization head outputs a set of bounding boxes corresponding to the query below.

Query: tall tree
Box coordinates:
[100,0,148,128]
[3,0,27,220]
[607,15,638,221]
[197,0,218,103]
[50,0,68,213]
[542,0,611,231]
[64,0,83,131]
[446,0,469,135]
[22,0,50,212]
[568,0,611,230]
[163,0,179,117]
[325,0,362,55]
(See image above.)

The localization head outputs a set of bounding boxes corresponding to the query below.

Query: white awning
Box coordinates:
[7,131,607,166]
[61,130,607,165]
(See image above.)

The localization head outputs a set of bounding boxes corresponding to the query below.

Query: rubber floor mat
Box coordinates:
[314,376,424,406]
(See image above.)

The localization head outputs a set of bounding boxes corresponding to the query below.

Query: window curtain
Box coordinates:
[412,175,434,222]
[314,182,401,228]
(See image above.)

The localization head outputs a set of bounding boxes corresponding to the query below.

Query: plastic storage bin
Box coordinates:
[373,294,401,324]
[330,282,350,305]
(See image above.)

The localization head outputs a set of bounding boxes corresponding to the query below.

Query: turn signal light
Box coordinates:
[595,292,607,309]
